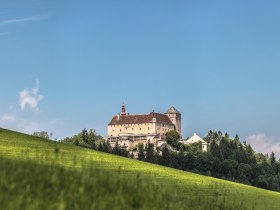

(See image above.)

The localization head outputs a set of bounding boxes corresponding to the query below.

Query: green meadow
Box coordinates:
[0,128,280,210]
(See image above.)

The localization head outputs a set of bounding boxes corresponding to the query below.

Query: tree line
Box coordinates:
[60,129,129,157]
[60,129,280,192]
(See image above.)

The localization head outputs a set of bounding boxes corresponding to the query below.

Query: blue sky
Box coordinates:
[0,0,280,156]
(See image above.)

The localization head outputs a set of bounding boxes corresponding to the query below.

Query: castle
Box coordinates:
[106,104,181,149]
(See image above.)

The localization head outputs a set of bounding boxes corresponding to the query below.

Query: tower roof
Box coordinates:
[165,106,181,114]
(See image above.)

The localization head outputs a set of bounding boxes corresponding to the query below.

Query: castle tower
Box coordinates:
[165,106,182,136]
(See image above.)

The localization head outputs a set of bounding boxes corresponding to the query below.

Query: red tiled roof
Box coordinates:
[108,113,174,125]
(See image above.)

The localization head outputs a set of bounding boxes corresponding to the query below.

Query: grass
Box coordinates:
[0,128,280,210]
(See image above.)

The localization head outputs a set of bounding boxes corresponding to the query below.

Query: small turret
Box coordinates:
[121,103,127,116]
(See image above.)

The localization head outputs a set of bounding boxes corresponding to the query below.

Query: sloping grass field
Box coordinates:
[0,128,280,210]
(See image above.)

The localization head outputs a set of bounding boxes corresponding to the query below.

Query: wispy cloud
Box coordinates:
[246,134,280,158]
[19,80,44,112]
[0,15,49,26]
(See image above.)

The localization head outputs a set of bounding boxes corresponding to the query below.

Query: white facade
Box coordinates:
[181,133,208,152]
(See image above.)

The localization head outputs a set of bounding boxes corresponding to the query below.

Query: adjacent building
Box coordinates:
[181,133,208,152]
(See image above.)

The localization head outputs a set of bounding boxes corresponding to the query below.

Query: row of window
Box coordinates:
[111,123,152,127]
[111,121,178,128]
[113,127,145,132]
[110,132,167,137]
[111,128,172,133]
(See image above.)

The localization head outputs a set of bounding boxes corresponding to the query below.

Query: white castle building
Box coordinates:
[106,104,181,149]
[106,104,207,151]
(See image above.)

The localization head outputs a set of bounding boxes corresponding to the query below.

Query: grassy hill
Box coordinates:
[0,128,280,210]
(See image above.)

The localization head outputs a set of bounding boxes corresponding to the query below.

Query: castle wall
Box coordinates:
[108,122,174,137]
[108,122,156,137]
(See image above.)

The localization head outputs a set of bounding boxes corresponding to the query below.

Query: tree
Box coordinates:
[33,131,52,139]
[177,148,185,170]
[225,132,230,140]
[234,134,240,142]
[184,152,195,170]
[161,145,170,166]
[102,140,112,153]
[98,141,104,151]
[145,142,155,163]
[222,159,238,179]
[255,153,267,163]
[88,129,98,149]
[61,128,104,150]
[204,130,214,143]
[170,152,179,168]
[211,157,222,177]
[238,163,252,184]
[81,128,89,144]
[194,152,213,174]
[272,162,280,175]
[112,141,121,155]
[129,151,135,159]
[270,152,276,165]
[209,140,222,160]
[245,144,256,164]
[220,137,229,160]
[166,131,180,148]
[256,175,269,189]
[74,137,80,146]
[138,143,145,161]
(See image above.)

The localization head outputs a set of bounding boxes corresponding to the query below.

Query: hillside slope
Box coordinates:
[0,128,280,210]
